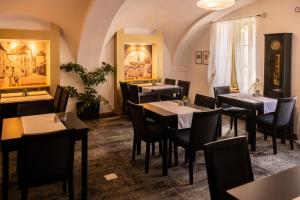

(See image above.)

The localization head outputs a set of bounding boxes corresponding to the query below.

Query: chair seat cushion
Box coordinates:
[174,129,191,148]
[146,123,163,141]
[257,113,274,126]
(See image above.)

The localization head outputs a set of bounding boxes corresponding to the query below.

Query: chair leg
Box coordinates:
[152,142,155,156]
[159,141,162,155]
[168,139,173,167]
[145,142,150,173]
[188,151,194,184]
[174,142,178,166]
[264,128,268,141]
[22,188,28,200]
[272,129,277,154]
[288,126,294,150]
[234,115,238,137]
[68,176,74,200]
[230,116,233,130]
[132,136,137,161]
[63,179,67,193]
[137,140,141,155]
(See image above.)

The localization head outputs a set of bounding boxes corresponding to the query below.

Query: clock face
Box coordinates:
[270,40,281,50]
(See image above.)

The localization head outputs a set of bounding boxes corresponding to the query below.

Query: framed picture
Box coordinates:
[195,51,202,64]
[203,51,209,65]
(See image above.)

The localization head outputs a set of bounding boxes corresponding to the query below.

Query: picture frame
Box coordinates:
[203,51,209,65]
[195,51,202,64]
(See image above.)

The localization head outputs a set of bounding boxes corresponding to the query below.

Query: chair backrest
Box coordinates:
[213,86,230,107]
[58,88,69,112]
[178,80,190,97]
[164,78,176,85]
[194,94,216,109]
[128,84,140,104]
[189,108,222,150]
[139,92,160,103]
[274,97,296,127]
[128,101,147,139]
[204,136,254,200]
[119,82,130,102]
[18,129,74,188]
[53,85,63,112]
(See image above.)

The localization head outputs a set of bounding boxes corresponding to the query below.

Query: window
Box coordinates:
[208,17,256,93]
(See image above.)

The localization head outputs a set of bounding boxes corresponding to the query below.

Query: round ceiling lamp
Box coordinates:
[197,0,235,10]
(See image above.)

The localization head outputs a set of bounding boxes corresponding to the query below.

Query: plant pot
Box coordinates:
[76,101,100,120]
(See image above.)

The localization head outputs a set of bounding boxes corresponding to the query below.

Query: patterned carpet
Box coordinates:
[1,115,300,200]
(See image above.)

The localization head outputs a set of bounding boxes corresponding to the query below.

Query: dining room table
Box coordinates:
[0,90,54,118]
[226,165,300,200]
[218,93,277,151]
[142,100,211,176]
[0,112,89,200]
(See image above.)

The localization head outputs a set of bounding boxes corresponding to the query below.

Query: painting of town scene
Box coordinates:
[0,39,49,88]
[124,44,152,80]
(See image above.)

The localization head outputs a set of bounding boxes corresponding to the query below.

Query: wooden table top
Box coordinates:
[227,165,300,200]
[1,112,88,142]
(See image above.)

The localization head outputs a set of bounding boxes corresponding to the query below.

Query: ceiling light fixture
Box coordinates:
[197,0,235,10]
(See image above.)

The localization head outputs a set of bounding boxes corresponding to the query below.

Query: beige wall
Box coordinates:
[187,0,300,135]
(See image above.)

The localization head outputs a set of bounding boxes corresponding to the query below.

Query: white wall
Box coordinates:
[187,0,300,135]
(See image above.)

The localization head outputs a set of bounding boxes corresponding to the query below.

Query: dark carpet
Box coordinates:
[1,116,300,200]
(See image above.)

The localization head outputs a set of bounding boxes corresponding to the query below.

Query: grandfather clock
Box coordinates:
[264,33,292,98]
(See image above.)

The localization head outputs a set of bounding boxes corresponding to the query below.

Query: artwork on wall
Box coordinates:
[0,39,49,88]
[124,44,152,80]
[203,51,210,65]
[195,51,202,64]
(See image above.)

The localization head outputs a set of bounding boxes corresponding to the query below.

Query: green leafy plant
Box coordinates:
[60,62,114,114]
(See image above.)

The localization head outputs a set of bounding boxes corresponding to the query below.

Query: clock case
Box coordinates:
[264,33,292,98]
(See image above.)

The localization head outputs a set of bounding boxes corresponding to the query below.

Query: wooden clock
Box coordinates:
[264,33,292,98]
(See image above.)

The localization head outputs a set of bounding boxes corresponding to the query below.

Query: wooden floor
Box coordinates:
[1,115,300,200]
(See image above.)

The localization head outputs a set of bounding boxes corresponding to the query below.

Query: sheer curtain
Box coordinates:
[208,17,257,93]
[233,17,257,93]
[208,20,235,90]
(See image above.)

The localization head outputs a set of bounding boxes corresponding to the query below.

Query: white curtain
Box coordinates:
[233,17,257,93]
[208,20,235,89]
[208,17,257,93]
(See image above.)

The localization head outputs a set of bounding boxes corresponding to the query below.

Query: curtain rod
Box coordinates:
[211,12,267,23]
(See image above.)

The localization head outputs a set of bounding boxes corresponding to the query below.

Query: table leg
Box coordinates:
[250,109,257,151]
[2,150,9,200]
[81,134,88,200]
[162,129,168,176]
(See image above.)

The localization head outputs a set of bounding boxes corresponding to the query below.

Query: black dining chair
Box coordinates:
[177,80,190,98]
[128,101,164,173]
[164,78,176,85]
[172,108,222,184]
[194,94,216,109]
[214,86,250,137]
[53,85,63,112]
[128,84,140,104]
[139,92,160,103]
[17,129,75,200]
[58,88,69,112]
[257,97,296,154]
[119,82,130,116]
[204,136,254,200]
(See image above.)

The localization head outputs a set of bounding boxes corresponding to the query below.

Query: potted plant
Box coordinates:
[181,95,189,106]
[60,62,114,120]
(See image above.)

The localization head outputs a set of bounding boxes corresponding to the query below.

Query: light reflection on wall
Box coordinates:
[0,39,49,88]
[124,44,152,80]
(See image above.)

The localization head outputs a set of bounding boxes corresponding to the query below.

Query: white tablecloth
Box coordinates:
[149,101,200,129]
[142,85,180,93]
[0,94,53,104]
[21,113,66,135]
[133,82,164,87]
[226,93,277,113]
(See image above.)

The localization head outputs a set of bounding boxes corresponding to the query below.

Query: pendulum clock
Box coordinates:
[264,33,292,98]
